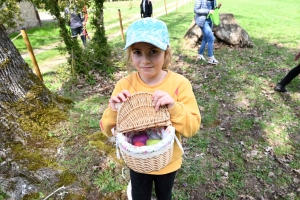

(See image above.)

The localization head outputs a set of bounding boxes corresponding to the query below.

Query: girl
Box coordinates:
[194,0,219,64]
[100,18,201,200]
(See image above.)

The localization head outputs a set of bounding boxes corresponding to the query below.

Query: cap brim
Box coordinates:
[123,35,168,50]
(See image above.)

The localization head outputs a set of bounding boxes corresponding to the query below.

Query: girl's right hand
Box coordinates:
[108,90,131,111]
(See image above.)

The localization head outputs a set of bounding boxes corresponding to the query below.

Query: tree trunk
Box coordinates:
[184,13,254,48]
[0,24,72,199]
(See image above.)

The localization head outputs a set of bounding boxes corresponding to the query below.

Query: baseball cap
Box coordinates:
[123,18,170,50]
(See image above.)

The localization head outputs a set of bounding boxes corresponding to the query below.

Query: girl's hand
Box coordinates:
[209,10,214,14]
[109,90,131,111]
[152,90,175,111]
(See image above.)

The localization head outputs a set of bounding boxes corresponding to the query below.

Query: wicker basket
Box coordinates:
[116,92,172,133]
[115,92,174,173]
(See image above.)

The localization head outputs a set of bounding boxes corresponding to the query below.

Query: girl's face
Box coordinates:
[130,42,166,83]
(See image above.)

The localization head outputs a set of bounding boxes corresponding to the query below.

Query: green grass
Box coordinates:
[103,0,182,25]
[9,22,61,54]
[23,48,63,67]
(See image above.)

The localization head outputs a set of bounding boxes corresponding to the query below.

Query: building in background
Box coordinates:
[6,1,41,33]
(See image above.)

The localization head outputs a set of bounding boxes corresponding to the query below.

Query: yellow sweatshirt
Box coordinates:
[100,70,201,174]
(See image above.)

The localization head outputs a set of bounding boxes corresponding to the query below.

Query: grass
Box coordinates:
[103,0,183,25]
[23,48,64,67]
[8,0,300,199]
[9,22,62,54]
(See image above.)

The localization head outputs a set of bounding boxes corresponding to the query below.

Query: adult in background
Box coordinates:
[194,0,221,64]
[140,0,152,18]
[65,3,86,46]
[274,51,300,93]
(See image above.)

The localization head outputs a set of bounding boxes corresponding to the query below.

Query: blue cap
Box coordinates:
[124,18,170,50]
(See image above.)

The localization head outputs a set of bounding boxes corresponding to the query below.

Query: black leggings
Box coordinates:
[279,63,300,86]
[130,169,177,200]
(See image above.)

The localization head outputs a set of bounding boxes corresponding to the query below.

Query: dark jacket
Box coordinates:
[140,0,152,18]
[65,6,83,29]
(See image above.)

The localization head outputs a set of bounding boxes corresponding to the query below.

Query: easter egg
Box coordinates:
[132,134,149,145]
[146,139,161,146]
[134,141,145,147]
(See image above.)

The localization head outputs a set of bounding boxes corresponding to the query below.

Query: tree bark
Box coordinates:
[0,24,72,199]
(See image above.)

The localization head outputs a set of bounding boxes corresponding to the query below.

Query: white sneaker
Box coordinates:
[197,54,206,61]
[207,57,219,65]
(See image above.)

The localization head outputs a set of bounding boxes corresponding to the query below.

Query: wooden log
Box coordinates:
[184,13,254,48]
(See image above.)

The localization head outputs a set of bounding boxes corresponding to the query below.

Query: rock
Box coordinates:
[184,13,254,48]
[0,177,38,200]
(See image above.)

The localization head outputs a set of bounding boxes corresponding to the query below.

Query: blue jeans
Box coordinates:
[198,19,214,57]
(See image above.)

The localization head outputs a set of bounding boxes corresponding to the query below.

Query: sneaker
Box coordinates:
[197,54,206,61]
[274,83,287,93]
[207,57,219,65]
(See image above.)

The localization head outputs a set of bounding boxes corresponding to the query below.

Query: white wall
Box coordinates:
[6,1,41,34]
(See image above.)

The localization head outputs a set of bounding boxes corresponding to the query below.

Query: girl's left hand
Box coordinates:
[152,90,175,111]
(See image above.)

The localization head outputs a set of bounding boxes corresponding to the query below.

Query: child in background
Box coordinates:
[82,5,90,40]
[99,18,201,200]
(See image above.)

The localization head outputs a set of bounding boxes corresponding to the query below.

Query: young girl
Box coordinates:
[100,18,201,200]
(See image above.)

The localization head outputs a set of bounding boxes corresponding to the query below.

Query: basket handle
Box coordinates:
[112,126,123,160]
[174,133,184,154]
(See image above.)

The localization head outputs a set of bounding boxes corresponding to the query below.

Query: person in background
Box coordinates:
[99,18,201,200]
[194,0,221,64]
[140,0,152,18]
[65,3,86,46]
[82,5,90,41]
[274,51,300,93]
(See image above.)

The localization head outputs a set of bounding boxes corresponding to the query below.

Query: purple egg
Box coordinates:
[132,133,149,145]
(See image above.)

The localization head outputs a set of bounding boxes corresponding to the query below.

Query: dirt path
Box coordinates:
[22,1,192,73]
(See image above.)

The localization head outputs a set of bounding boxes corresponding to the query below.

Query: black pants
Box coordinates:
[279,63,300,86]
[142,13,152,18]
[130,169,177,200]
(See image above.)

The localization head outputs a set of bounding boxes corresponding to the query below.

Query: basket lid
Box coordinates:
[116,92,172,133]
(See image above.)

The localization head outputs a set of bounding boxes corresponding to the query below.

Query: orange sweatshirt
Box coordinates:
[100,70,201,174]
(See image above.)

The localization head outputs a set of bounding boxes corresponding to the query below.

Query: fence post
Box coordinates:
[20,28,43,82]
[118,9,125,42]
[164,0,168,16]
